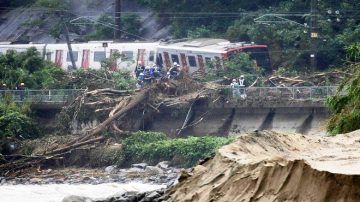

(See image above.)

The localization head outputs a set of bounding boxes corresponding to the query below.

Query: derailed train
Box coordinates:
[0,38,271,74]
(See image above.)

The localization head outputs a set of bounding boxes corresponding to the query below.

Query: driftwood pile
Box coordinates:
[264,70,352,87]
[0,78,202,177]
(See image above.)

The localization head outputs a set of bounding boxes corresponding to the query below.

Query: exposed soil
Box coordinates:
[164,130,360,202]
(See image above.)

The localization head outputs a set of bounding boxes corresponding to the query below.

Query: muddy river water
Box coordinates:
[0,182,165,202]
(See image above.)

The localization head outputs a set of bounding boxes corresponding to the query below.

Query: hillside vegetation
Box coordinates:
[1,0,359,71]
[327,43,360,135]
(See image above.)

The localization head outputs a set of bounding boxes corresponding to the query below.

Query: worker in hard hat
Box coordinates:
[17,83,26,101]
[230,79,240,98]
[135,61,145,78]
[168,62,180,79]
[238,75,247,99]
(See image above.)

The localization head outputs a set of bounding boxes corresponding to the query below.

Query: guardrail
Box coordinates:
[222,86,339,100]
[0,89,86,104]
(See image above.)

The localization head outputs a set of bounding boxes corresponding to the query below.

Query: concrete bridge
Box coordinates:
[150,86,338,136]
[0,86,338,136]
[0,89,85,109]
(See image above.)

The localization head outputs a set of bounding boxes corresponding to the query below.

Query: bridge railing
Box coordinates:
[222,86,339,100]
[0,89,86,104]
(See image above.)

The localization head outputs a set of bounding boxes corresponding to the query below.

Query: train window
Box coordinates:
[156,53,163,67]
[122,51,133,61]
[94,51,106,62]
[188,56,197,67]
[66,51,78,62]
[149,51,155,62]
[46,52,52,61]
[205,57,211,64]
[171,54,179,64]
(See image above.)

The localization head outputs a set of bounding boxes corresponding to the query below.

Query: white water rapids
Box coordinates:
[0,182,166,202]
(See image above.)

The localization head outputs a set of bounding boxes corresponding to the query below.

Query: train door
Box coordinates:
[55,50,63,67]
[163,52,171,70]
[197,55,205,73]
[110,49,118,71]
[81,49,90,69]
[180,53,188,73]
[156,53,163,68]
[187,55,198,73]
[137,49,145,65]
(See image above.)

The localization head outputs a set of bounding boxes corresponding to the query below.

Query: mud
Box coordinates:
[164,130,360,202]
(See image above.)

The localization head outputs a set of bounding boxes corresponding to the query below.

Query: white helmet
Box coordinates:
[145,66,150,70]
[232,79,236,82]
[240,75,244,78]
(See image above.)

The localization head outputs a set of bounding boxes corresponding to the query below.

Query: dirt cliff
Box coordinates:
[164,130,360,202]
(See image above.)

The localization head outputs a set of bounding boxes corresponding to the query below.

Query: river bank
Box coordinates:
[0,162,180,202]
[0,182,165,202]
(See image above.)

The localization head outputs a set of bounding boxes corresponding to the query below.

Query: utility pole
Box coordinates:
[64,23,77,70]
[310,0,318,72]
[114,0,121,40]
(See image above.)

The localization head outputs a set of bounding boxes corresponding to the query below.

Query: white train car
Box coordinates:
[156,38,272,73]
[44,41,158,72]
[0,38,271,74]
[0,43,46,56]
[0,41,159,72]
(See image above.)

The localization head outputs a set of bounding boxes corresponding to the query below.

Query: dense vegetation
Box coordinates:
[0,47,68,89]
[0,47,135,143]
[137,0,359,71]
[4,0,359,71]
[327,43,360,135]
[0,96,38,139]
[90,131,235,167]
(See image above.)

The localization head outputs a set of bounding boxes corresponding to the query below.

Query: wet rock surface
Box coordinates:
[63,189,167,202]
[0,161,180,186]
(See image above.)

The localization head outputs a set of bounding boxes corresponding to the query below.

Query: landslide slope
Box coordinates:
[165,130,360,202]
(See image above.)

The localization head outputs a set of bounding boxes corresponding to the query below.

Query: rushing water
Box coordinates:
[0,182,166,202]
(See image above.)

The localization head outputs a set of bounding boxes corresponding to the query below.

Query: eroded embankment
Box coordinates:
[164,130,360,202]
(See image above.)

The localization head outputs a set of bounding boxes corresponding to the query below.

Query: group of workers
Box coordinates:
[230,75,246,98]
[0,83,26,91]
[0,83,26,100]
[134,61,180,89]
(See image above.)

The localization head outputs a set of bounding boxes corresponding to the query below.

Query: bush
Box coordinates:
[0,47,68,89]
[327,45,360,135]
[0,96,39,139]
[120,131,235,167]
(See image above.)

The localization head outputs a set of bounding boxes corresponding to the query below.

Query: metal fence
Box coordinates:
[223,86,339,100]
[0,89,85,104]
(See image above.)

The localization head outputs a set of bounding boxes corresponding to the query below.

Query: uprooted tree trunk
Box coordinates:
[0,88,152,176]
[0,77,202,176]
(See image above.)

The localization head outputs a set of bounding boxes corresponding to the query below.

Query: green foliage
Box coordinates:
[35,0,69,10]
[0,47,68,89]
[84,15,114,40]
[187,25,211,39]
[203,52,259,82]
[88,146,123,167]
[0,96,39,139]
[85,14,141,41]
[121,14,142,40]
[345,42,360,62]
[136,0,360,70]
[112,70,136,90]
[0,0,35,8]
[327,48,360,135]
[121,131,235,167]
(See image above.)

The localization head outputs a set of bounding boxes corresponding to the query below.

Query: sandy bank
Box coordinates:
[165,130,360,202]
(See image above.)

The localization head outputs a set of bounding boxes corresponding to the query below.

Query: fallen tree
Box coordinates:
[0,77,204,176]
